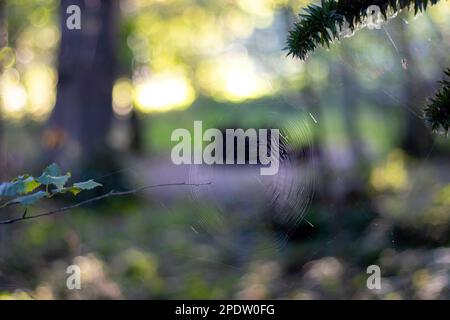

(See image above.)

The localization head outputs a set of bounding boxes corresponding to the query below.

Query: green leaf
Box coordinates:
[73,180,103,191]
[0,175,41,197]
[17,176,41,194]
[54,180,102,196]
[44,163,62,176]
[37,163,71,189]
[6,191,48,206]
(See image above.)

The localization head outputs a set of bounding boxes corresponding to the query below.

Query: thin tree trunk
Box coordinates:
[339,44,366,167]
[45,0,118,167]
[397,20,433,156]
[0,0,8,263]
[0,0,7,180]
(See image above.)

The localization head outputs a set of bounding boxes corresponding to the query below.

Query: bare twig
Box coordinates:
[0,182,211,225]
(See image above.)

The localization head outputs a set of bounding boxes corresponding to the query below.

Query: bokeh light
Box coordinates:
[134,72,195,113]
[0,68,28,118]
[113,78,134,117]
[197,51,273,102]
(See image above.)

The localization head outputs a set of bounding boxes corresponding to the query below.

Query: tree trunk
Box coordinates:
[339,44,366,166]
[44,0,118,168]
[397,20,433,157]
[0,0,7,180]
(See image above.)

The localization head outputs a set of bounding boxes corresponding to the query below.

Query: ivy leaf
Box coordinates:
[54,180,102,196]
[37,163,71,189]
[0,175,41,197]
[6,191,48,206]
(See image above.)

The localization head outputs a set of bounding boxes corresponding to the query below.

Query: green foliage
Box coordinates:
[56,180,103,196]
[286,0,448,134]
[0,164,103,208]
[36,163,71,189]
[8,191,48,206]
[286,0,441,60]
[286,0,343,61]
[424,69,450,133]
[0,175,40,197]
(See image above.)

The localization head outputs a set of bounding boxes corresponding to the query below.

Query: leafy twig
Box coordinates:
[0,182,211,225]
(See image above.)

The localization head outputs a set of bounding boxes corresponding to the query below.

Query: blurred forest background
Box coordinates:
[0,0,450,299]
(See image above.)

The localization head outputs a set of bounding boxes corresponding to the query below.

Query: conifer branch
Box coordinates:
[425,69,450,133]
[286,0,448,134]
[287,0,442,60]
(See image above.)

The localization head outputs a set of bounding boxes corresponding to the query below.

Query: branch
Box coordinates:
[286,0,442,60]
[286,0,448,134]
[0,182,211,225]
[424,68,450,133]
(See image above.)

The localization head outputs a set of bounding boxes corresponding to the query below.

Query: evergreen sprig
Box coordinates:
[424,69,450,133]
[287,0,441,60]
[286,1,343,60]
[286,0,448,133]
